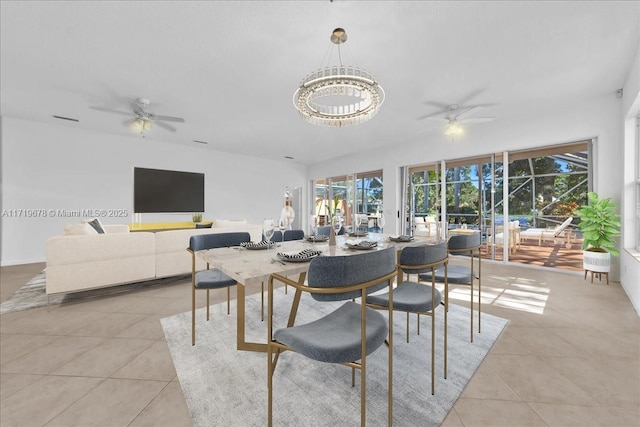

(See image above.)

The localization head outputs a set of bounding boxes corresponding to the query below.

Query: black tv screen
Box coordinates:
[134,167,204,213]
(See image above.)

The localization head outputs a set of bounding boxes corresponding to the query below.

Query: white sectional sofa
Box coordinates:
[46,220,263,295]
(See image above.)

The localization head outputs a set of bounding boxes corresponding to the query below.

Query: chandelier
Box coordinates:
[293,28,385,127]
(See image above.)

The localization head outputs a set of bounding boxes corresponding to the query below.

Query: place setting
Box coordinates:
[344,239,378,250]
[388,235,414,242]
[240,240,279,250]
[276,248,323,262]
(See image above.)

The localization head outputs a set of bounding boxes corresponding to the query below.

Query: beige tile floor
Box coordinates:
[1,261,638,426]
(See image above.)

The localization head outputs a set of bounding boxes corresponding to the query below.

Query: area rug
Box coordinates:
[161,289,509,426]
[0,271,188,315]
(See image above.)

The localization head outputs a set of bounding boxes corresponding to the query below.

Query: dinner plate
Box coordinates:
[345,241,378,250]
[240,241,278,250]
[388,235,414,242]
[347,231,368,237]
[277,249,322,262]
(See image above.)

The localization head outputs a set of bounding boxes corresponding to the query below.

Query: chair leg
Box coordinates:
[470,281,474,343]
[191,285,196,346]
[417,313,421,336]
[206,289,210,321]
[444,265,448,380]
[268,343,274,427]
[406,312,410,343]
[478,256,481,334]
[431,298,436,395]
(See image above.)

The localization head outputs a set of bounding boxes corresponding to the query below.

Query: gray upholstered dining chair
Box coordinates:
[283,229,304,241]
[267,246,397,427]
[262,230,283,243]
[368,242,448,395]
[316,225,345,236]
[187,231,251,346]
[420,232,481,342]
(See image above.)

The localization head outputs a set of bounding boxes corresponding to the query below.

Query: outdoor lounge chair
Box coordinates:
[519,216,574,248]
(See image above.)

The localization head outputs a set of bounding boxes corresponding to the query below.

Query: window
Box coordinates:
[403,141,590,270]
[312,170,383,230]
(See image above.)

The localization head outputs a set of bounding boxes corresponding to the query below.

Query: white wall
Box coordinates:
[620,41,640,314]
[309,93,625,279]
[0,117,307,265]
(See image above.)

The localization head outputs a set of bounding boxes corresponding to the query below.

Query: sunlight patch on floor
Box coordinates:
[445,275,550,315]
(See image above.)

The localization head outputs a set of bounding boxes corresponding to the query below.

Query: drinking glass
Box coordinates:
[263,218,275,250]
[278,217,287,242]
[333,211,343,236]
[309,215,318,237]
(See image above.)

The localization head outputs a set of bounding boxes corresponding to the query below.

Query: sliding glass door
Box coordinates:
[403,140,591,270]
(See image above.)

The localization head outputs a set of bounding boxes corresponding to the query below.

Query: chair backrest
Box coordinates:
[284,229,305,241]
[189,232,251,251]
[315,226,331,236]
[307,246,397,302]
[448,232,481,254]
[262,230,283,242]
[553,216,573,237]
[315,225,345,236]
[399,242,448,274]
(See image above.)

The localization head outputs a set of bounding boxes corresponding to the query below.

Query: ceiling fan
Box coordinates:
[419,104,495,140]
[90,97,185,136]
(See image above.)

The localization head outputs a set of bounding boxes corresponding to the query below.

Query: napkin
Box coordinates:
[347,240,378,248]
[240,241,276,249]
[306,235,329,242]
[389,235,413,242]
[277,249,322,260]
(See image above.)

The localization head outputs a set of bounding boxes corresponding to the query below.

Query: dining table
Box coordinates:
[197,232,437,353]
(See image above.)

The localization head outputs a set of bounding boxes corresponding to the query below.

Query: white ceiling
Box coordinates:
[1,1,638,165]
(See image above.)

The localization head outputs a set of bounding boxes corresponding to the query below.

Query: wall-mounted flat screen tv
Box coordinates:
[134,167,204,213]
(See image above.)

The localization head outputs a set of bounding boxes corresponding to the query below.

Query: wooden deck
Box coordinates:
[480,238,584,272]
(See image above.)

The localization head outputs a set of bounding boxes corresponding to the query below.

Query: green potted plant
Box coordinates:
[575,192,620,275]
[192,212,203,223]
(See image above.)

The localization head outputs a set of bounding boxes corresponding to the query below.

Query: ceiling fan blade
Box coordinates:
[456,105,482,120]
[151,114,185,123]
[422,101,451,110]
[123,118,137,127]
[425,117,448,122]
[154,121,177,132]
[90,106,132,116]
[417,111,446,120]
[460,117,496,123]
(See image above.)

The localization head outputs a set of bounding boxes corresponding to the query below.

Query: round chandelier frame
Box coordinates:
[293,28,385,128]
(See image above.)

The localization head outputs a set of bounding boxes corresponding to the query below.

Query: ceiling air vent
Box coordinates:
[52,115,79,122]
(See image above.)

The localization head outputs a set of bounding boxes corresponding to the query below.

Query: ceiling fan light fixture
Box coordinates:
[131,118,153,134]
[293,28,384,127]
[445,120,463,136]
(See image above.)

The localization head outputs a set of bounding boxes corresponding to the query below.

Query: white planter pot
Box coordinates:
[582,250,611,273]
